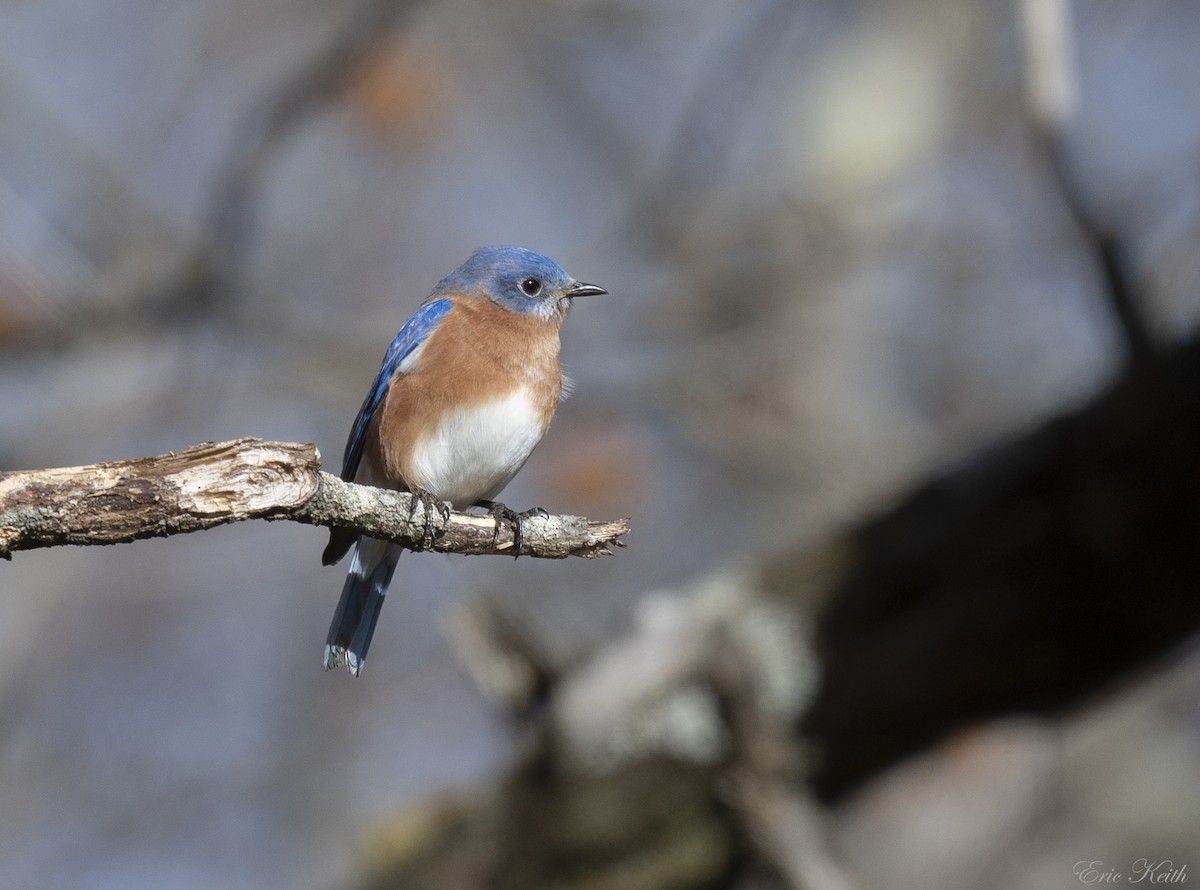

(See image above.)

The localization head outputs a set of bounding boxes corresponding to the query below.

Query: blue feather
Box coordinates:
[339,298,453,482]
[324,538,402,675]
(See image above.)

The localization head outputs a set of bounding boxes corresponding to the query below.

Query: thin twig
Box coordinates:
[1018,0,1158,369]
[171,0,426,319]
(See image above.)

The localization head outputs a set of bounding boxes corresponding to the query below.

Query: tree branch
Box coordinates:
[800,334,1200,802]
[0,438,629,560]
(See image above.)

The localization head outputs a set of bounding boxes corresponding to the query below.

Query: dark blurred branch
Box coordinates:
[794,8,1195,782]
[0,438,629,560]
[800,333,1200,802]
[795,0,1198,789]
[791,16,1200,800]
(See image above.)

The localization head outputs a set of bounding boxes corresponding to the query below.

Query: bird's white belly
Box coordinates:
[408,387,548,506]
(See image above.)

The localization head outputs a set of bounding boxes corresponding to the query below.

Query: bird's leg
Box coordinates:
[408,488,450,550]
[474,500,509,551]
[475,499,548,558]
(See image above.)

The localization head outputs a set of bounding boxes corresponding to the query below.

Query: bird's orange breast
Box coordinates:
[366,295,564,495]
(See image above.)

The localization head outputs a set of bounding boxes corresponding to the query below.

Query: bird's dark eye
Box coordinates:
[519,277,542,297]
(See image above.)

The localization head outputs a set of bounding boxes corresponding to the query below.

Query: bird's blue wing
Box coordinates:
[339,298,453,481]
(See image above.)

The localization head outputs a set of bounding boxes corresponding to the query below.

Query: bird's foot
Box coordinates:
[409,488,450,549]
[477,500,548,558]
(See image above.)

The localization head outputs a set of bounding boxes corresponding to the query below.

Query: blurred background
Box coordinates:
[1,0,1199,887]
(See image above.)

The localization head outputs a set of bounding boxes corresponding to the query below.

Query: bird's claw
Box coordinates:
[479,500,547,558]
[409,488,449,549]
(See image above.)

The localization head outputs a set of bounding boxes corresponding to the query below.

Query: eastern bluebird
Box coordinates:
[322,246,606,675]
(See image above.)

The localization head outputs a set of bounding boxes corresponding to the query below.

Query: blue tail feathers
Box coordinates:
[324,537,403,676]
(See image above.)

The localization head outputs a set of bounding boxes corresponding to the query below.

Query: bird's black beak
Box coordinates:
[564,281,607,298]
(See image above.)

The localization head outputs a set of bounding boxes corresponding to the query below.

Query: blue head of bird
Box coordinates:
[432,246,606,321]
